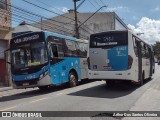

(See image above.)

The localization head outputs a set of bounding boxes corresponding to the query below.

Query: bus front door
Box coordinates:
[148,48,153,76]
[137,41,143,83]
[50,44,65,84]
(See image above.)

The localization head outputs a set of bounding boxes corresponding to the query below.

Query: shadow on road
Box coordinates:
[68,79,152,99]
[0,79,93,102]
[0,78,152,102]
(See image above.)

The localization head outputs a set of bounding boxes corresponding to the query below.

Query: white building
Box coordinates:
[34,11,128,40]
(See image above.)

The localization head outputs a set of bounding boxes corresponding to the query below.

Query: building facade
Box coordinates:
[0,0,11,86]
[34,11,128,40]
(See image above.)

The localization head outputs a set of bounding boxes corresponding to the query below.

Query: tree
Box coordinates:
[152,41,160,59]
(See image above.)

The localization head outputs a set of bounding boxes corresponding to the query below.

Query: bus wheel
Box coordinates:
[38,86,49,91]
[69,72,78,87]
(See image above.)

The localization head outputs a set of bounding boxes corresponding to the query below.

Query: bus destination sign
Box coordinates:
[13,34,40,44]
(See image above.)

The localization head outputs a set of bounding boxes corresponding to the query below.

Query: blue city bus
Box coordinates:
[9,31,88,90]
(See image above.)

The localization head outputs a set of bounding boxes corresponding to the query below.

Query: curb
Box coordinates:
[0,87,13,92]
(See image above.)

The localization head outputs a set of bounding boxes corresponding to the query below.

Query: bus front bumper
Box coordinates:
[13,75,52,89]
[88,70,138,82]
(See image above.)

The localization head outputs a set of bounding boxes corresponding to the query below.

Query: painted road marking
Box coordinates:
[0,106,17,111]
[30,97,47,103]
[56,91,66,96]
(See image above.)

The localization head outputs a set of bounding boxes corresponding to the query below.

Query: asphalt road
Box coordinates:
[0,64,160,120]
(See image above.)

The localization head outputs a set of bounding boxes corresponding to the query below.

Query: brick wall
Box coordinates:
[0,0,11,40]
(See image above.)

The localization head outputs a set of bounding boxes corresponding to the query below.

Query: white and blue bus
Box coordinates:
[9,31,88,90]
[88,30,155,85]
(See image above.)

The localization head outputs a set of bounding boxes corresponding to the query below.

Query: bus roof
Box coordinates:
[44,31,76,41]
[90,30,128,36]
[11,31,88,43]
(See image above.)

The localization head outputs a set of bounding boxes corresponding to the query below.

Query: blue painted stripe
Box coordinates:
[108,45,128,71]
[44,31,76,41]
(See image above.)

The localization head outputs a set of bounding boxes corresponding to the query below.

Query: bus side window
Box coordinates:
[66,40,77,57]
[133,36,138,57]
[58,44,64,57]
[83,43,88,57]
[79,42,86,57]
[51,45,58,57]
[145,45,149,58]
[141,42,146,58]
[75,42,81,56]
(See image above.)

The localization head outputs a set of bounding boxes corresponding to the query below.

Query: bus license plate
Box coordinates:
[23,82,29,86]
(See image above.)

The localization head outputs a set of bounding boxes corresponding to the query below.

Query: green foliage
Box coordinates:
[152,41,160,59]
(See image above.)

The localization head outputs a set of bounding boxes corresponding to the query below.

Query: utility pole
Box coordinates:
[73,0,79,38]
[41,17,43,30]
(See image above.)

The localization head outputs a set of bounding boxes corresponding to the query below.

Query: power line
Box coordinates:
[22,0,76,22]
[21,0,95,34]
[88,0,98,9]
[5,12,76,35]
[95,0,103,8]
[99,0,106,5]
[11,2,75,26]
[77,0,86,10]
[35,0,67,14]
[11,12,79,36]
[0,0,93,39]
[78,6,107,28]
[1,1,76,31]
[11,9,75,33]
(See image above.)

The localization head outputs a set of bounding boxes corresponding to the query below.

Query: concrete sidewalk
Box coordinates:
[0,86,13,92]
[122,77,160,120]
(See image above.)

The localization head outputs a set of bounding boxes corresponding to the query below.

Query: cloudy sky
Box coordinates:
[12,0,160,44]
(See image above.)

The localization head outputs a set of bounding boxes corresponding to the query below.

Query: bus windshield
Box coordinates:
[11,42,48,69]
[90,31,128,48]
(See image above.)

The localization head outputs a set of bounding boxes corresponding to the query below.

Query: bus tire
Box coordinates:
[69,71,78,87]
[38,85,49,91]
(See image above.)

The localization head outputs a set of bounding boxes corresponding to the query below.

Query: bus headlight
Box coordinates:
[39,70,49,80]
[44,70,49,76]
[39,74,44,79]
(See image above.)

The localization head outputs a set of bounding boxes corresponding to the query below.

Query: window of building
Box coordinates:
[0,0,7,10]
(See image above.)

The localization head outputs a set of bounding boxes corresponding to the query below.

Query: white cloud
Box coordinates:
[61,7,69,13]
[128,17,160,44]
[151,7,160,12]
[50,7,69,13]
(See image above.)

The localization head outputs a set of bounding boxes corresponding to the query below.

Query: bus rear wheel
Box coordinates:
[69,72,78,87]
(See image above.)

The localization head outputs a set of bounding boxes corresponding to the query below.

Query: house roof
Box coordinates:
[13,24,41,33]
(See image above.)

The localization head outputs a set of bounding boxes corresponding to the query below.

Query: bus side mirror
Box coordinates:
[5,49,11,64]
